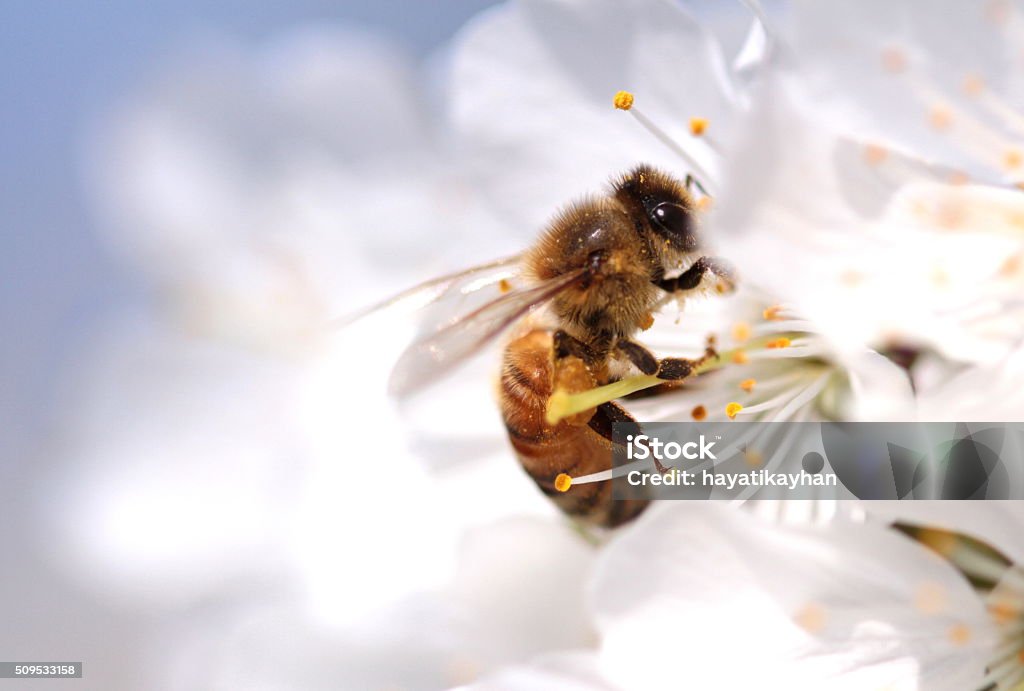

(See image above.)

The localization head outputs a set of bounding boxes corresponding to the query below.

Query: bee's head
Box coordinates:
[612,165,701,258]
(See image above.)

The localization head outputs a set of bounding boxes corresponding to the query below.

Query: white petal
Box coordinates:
[590,503,998,689]
[782,0,1023,181]
[867,501,1024,567]
[454,651,617,691]
[450,0,742,229]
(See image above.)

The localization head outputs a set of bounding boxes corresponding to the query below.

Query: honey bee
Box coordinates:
[386,165,734,527]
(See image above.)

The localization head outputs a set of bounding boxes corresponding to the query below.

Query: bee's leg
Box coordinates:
[616,339,659,375]
[657,256,736,294]
[549,330,601,427]
[553,329,596,362]
[684,173,710,198]
[587,401,668,473]
[617,337,717,381]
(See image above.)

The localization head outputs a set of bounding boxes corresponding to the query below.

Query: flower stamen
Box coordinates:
[612,89,717,193]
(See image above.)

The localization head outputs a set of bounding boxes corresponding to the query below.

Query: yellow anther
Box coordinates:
[554,473,573,492]
[731,321,751,343]
[999,252,1022,277]
[863,143,888,166]
[731,350,749,365]
[689,117,708,136]
[762,305,783,321]
[498,278,512,294]
[913,582,948,615]
[881,46,907,73]
[1004,148,1023,170]
[929,106,953,131]
[691,404,707,421]
[740,378,756,393]
[613,90,635,110]
[987,599,1019,624]
[794,603,828,634]
[948,170,970,186]
[840,269,864,286]
[743,448,763,467]
[725,402,743,420]
[962,73,985,96]
[947,623,972,646]
[765,337,792,349]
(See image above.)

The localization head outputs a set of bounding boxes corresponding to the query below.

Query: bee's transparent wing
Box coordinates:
[332,254,524,330]
[388,268,585,397]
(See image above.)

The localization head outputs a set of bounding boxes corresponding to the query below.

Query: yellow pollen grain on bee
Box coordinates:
[962,73,985,96]
[881,46,908,73]
[863,143,889,166]
[498,278,512,293]
[731,321,752,343]
[731,350,749,365]
[638,312,655,330]
[554,473,573,492]
[762,305,784,321]
[1004,148,1023,170]
[947,623,972,646]
[739,378,757,393]
[696,196,713,212]
[613,90,635,111]
[765,337,792,349]
[725,402,743,420]
[928,105,953,131]
[691,404,707,421]
[689,117,708,136]
[794,602,828,634]
[913,581,948,615]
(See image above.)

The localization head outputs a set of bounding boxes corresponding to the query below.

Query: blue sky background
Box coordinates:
[0,1,500,462]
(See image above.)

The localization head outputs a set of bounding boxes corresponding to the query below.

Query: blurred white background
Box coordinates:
[1,3,500,688]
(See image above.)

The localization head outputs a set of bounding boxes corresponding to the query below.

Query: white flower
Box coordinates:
[712,77,1024,367]
[586,503,1008,691]
[705,1,1024,368]
[448,0,763,227]
[778,0,1024,186]
[916,343,1024,420]
[627,286,914,425]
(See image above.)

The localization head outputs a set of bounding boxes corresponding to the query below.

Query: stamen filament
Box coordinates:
[546,375,660,425]
[545,333,805,425]
[624,105,717,194]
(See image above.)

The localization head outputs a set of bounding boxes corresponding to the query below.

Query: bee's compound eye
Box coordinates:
[650,202,696,250]
[651,202,689,234]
